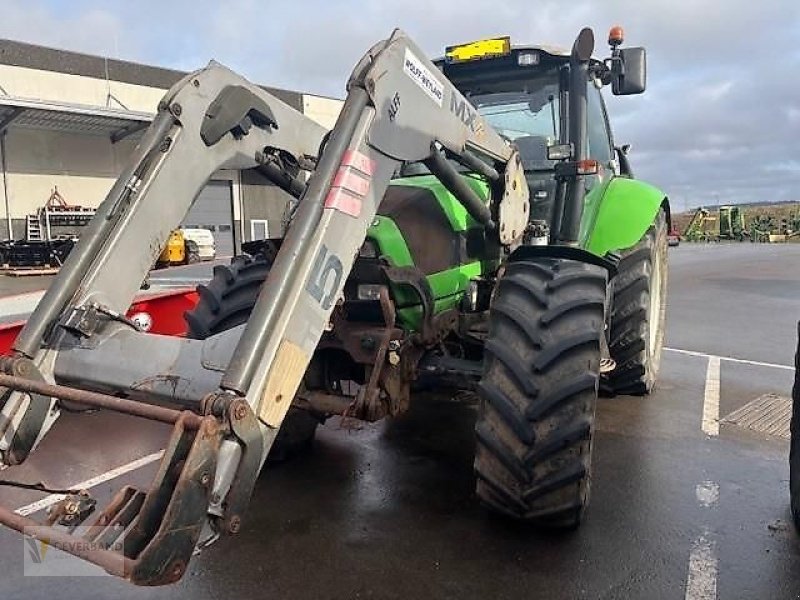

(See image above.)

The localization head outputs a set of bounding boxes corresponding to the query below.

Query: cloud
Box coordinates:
[0,0,798,206]
[0,1,138,58]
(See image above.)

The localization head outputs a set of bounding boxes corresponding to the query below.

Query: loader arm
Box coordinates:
[0,29,527,585]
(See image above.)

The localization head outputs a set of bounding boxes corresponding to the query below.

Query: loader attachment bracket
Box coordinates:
[125,414,221,585]
[0,370,224,585]
[203,394,263,535]
[1,357,53,466]
[59,304,102,338]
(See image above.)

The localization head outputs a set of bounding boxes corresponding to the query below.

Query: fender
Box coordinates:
[579,177,670,257]
[508,244,617,277]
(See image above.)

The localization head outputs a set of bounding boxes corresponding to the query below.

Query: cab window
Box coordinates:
[587,84,613,165]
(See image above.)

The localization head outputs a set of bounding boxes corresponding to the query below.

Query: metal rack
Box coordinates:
[26,187,96,242]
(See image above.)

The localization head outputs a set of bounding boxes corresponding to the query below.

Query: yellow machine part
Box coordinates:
[445,36,511,63]
[158,230,186,265]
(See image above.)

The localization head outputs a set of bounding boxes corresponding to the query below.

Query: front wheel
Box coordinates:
[607,208,669,395]
[475,257,608,527]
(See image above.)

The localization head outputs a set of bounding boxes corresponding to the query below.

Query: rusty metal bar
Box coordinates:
[0,374,203,428]
[0,504,127,577]
[296,391,355,415]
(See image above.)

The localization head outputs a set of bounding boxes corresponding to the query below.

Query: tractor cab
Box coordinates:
[366,28,649,330]
[435,28,646,234]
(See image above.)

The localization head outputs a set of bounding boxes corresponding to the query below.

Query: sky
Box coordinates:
[1,0,799,210]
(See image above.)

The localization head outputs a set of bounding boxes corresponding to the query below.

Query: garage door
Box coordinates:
[182,180,234,257]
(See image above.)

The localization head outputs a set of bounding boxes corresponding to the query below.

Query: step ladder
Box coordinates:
[25,213,43,242]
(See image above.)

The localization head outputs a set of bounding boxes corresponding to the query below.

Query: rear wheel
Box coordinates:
[184,254,320,461]
[475,257,607,527]
[790,322,800,531]
[607,208,668,395]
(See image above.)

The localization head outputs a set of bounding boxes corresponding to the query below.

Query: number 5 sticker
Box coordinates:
[306,244,343,310]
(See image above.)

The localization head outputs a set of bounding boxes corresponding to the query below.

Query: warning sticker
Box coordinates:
[324,188,362,218]
[403,48,444,106]
[323,149,374,218]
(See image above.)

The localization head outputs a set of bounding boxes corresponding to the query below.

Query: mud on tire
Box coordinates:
[185,254,320,462]
[607,208,668,395]
[475,257,607,527]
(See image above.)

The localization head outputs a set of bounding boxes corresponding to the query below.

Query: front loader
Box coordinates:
[0,26,668,585]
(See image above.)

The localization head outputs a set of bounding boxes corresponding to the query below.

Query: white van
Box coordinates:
[181,228,216,261]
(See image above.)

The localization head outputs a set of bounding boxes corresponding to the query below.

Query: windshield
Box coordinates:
[471,84,560,169]
[398,78,562,179]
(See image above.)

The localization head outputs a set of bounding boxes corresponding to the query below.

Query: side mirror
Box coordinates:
[612,47,646,95]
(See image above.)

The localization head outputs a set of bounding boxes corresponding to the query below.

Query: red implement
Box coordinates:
[0,288,198,355]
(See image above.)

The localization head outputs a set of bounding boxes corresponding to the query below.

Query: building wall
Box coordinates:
[3,128,136,210]
[240,170,295,241]
[0,126,244,241]
[0,38,303,111]
[0,61,164,239]
[0,128,137,238]
[302,94,343,131]
[0,64,163,113]
[0,38,344,243]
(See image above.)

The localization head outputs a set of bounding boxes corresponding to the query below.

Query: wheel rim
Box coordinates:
[648,250,663,357]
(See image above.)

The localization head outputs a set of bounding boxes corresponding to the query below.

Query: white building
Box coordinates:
[0,39,342,255]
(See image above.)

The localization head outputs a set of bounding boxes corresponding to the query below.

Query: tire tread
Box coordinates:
[475,257,606,526]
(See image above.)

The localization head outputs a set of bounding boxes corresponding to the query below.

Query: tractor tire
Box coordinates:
[790,322,800,532]
[607,208,668,395]
[184,254,320,462]
[475,257,607,527]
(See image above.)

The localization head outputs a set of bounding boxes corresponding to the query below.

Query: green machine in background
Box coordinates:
[719,205,746,241]
[683,207,715,242]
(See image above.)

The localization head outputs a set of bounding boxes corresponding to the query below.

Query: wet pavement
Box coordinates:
[0,243,799,599]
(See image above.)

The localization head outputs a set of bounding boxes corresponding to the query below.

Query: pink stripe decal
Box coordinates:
[341,149,376,176]
[324,188,363,217]
[333,166,370,197]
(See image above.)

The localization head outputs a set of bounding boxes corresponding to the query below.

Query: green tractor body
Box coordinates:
[191,28,669,526]
[360,42,668,332]
[364,174,665,331]
[364,175,492,330]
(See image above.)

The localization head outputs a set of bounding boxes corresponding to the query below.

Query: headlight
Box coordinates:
[517,52,539,66]
[357,284,384,301]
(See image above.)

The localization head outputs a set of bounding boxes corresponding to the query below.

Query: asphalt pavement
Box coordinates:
[0,243,798,599]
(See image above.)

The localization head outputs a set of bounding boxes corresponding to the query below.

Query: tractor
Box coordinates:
[192,25,670,490]
[683,207,716,242]
[718,205,746,241]
[0,26,668,584]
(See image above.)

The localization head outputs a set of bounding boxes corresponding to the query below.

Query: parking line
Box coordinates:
[702,356,721,436]
[664,347,793,371]
[685,526,719,600]
[685,482,720,600]
[13,450,164,517]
